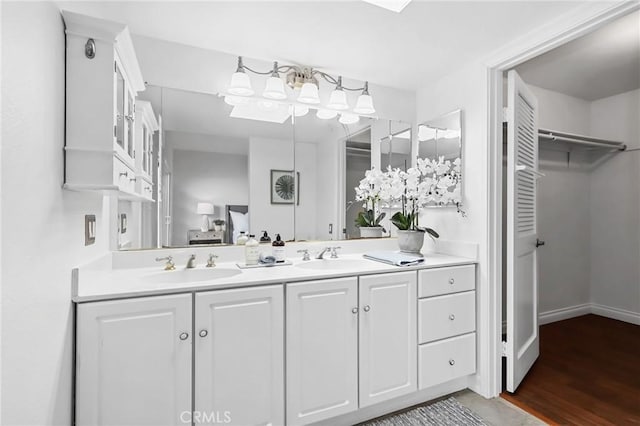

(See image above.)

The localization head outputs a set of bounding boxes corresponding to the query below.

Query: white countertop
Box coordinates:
[73,253,476,302]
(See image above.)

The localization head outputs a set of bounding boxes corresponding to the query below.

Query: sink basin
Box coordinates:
[294,258,374,271]
[142,267,241,284]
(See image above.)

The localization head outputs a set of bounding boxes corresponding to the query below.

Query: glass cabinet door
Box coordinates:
[115,65,125,150]
[142,126,149,174]
[126,90,135,159]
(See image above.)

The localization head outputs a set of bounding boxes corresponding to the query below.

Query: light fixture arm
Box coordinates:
[234,56,368,91]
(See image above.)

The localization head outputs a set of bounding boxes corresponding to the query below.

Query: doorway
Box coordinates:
[496,7,640,423]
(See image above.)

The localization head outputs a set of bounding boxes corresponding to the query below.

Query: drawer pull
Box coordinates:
[449,278,455,284]
[179,332,189,341]
[119,171,128,178]
[363,305,371,312]
[449,359,455,366]
[199,330,208,338]
[352,307,359,314]
[449,314,455,321]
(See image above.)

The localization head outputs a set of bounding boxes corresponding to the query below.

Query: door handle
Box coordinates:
[536,239,545,248]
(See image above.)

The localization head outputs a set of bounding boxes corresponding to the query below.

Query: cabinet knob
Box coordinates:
[119,171,128,178]
[363,305,371,312]
[449,278,455,284]
[352,307,359,314]
[179,332,189,341]
[199,330,208,338]
[449,359,455,366]
[449,314,455,321]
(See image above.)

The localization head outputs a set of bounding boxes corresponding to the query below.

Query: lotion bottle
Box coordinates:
[272,234,285,262]
[236,231,248,245]
[245,234,259,265]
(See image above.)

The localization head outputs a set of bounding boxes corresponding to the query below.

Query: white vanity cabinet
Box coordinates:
[134,100,159,201]
[62,11,146,198]
[359,271,417,407]
[76,286,285,426]
[75,293,192,426]
[417,265,477,389]
[286,277,359,426]
[286,272,417,425]
[195,285,285,426]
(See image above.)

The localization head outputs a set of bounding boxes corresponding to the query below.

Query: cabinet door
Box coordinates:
[195,285,284,426]
[286,277,358,425]
[359,271,417,407]
[76,294,192,426]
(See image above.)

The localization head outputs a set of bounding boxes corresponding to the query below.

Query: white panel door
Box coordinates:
[195,285,284,426]
[359,272,417,407]
[506,69,540,392]
[76,294,192,426]
[286,277,358,426]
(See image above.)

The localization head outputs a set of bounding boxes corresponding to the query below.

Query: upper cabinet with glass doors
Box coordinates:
[134,100,159,201]
[62,11,148,200]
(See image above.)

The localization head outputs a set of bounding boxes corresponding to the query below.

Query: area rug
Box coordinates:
[362,397,487,426]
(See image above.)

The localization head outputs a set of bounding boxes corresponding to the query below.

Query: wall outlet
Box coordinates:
[85,215,96,246]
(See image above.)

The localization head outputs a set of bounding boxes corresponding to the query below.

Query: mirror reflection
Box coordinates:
[417,109,463,206]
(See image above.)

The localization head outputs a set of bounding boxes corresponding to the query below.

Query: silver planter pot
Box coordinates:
[359,226,384,238]
[397,230,425,254]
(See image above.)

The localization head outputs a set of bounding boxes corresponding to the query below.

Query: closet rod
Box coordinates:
[539,129,626,151]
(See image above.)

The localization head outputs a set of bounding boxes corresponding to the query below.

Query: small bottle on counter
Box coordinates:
[260,230,271,243]
[245,234,260,265]
[236,231,249,245]
[272,234,285,263]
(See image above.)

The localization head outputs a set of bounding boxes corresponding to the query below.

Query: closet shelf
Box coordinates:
[538,129,626,151]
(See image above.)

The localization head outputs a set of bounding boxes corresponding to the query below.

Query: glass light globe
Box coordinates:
[224,95,250,106]
[339,113,359,125]
[288,104,309,117]
[327,89,349,110]
[228,72,254,96]
[353,94,375,114]
[263,76,287,100]
[316,109,338,120]
[297,82,320,104]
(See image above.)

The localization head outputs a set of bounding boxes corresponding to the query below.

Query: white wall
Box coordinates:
[1,3,108,424]
[294,142,318,241]
[529,85,593,313]
[415,60,489,396]
[248,137,295,241]
[171,149,248,246]
[589,89,640,316]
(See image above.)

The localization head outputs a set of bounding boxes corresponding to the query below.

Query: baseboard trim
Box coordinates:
[591,304,640,325]
[539,303,592,325]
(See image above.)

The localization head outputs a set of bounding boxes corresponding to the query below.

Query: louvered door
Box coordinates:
[505,70,540,392]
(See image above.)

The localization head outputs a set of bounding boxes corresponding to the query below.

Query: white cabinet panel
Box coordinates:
[195,285,284,426]
[286,277,358,426]
[418,333,476,389]
[418,265,475,298]
[359,271,417,407]
[76,294,192,426]
[418,291,476,343]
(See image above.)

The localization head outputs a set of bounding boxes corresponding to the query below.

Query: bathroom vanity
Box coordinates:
[73,247,476,426]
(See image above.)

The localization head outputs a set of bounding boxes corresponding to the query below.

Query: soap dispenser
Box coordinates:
[245,234,259,266]
[272,234,285,263]
[260,231,271,243]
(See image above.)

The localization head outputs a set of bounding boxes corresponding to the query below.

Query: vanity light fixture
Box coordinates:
[228,57,254,96]
[316,109,338,120]
[226,56,375,118]
[289,104,310,117]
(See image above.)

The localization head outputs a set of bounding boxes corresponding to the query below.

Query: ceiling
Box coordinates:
[516,10,640,101]
[55,1,589,91]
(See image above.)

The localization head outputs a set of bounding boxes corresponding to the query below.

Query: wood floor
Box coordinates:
[501,314,640,425]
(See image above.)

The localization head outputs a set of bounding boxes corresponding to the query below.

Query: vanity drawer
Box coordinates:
[418,291,475,343]
[418,265,475,298]
[418,333,476,389]
[113,158,136,193]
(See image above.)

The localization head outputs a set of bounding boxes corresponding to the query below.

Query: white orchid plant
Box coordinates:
[354,156,462,237]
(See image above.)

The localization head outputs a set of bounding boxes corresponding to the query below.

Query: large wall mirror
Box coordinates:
[116,37,415,250]
[417,109,463,206]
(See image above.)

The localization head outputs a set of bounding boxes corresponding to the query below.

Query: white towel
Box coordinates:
[363,251,425,267]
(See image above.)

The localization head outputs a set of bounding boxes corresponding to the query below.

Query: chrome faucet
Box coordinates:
[316,246,341,259]
[206,253,218,268]
[155,256,175,271]
[186,254,197,269]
